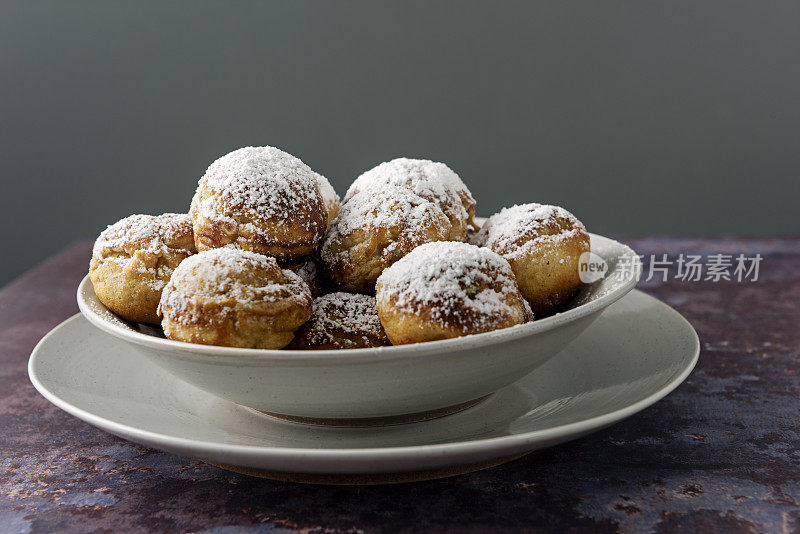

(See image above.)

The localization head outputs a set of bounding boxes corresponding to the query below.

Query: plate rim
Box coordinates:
[29,289,699,471]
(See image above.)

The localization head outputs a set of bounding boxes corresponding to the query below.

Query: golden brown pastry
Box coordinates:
[474,203,590,316]
[89,213,196,324]
[288,292,390,350]
[343,158,476,241]
[189,146,327,267]
[320,183,452,294]
[316,175,340,229]
[158,248,312,349]
[375,242,528,345]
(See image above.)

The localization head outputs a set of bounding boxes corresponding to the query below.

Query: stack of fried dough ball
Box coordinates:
[89,146,590,349]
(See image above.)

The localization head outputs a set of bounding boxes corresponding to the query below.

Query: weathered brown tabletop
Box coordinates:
[1,238,798,532]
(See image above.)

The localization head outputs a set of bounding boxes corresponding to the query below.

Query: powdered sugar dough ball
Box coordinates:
[475,203,590,316]
[89,213,196,324]
[289,292,390,350]
[158,248,312,349]
[190,146,327,267]
[375,242,529,345]
[344,158,476,241]
[321,183,452,293]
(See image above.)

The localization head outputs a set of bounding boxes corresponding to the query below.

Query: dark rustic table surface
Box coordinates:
[1,238,798,533]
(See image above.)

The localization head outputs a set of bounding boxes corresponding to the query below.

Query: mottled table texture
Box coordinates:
[2,238,798,533]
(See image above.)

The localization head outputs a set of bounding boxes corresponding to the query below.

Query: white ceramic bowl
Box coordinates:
[77,233,641,422]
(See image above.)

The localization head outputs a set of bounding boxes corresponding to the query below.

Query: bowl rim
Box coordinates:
[77,233,641,365]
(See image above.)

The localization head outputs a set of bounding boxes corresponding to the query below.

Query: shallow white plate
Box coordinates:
[30,289,698,483]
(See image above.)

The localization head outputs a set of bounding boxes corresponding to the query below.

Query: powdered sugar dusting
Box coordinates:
[344,158,474,225]
[92,213,195,290]
[321,183,449,264]
[93,213,194,259]
[476,203,586,260]
[192,146,325,232]
[329,183,444,235]
[298,292,388,347]
[376,241,524,330]
[159,248,310,324]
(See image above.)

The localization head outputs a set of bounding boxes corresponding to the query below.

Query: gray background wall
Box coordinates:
[2,1,798,286]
